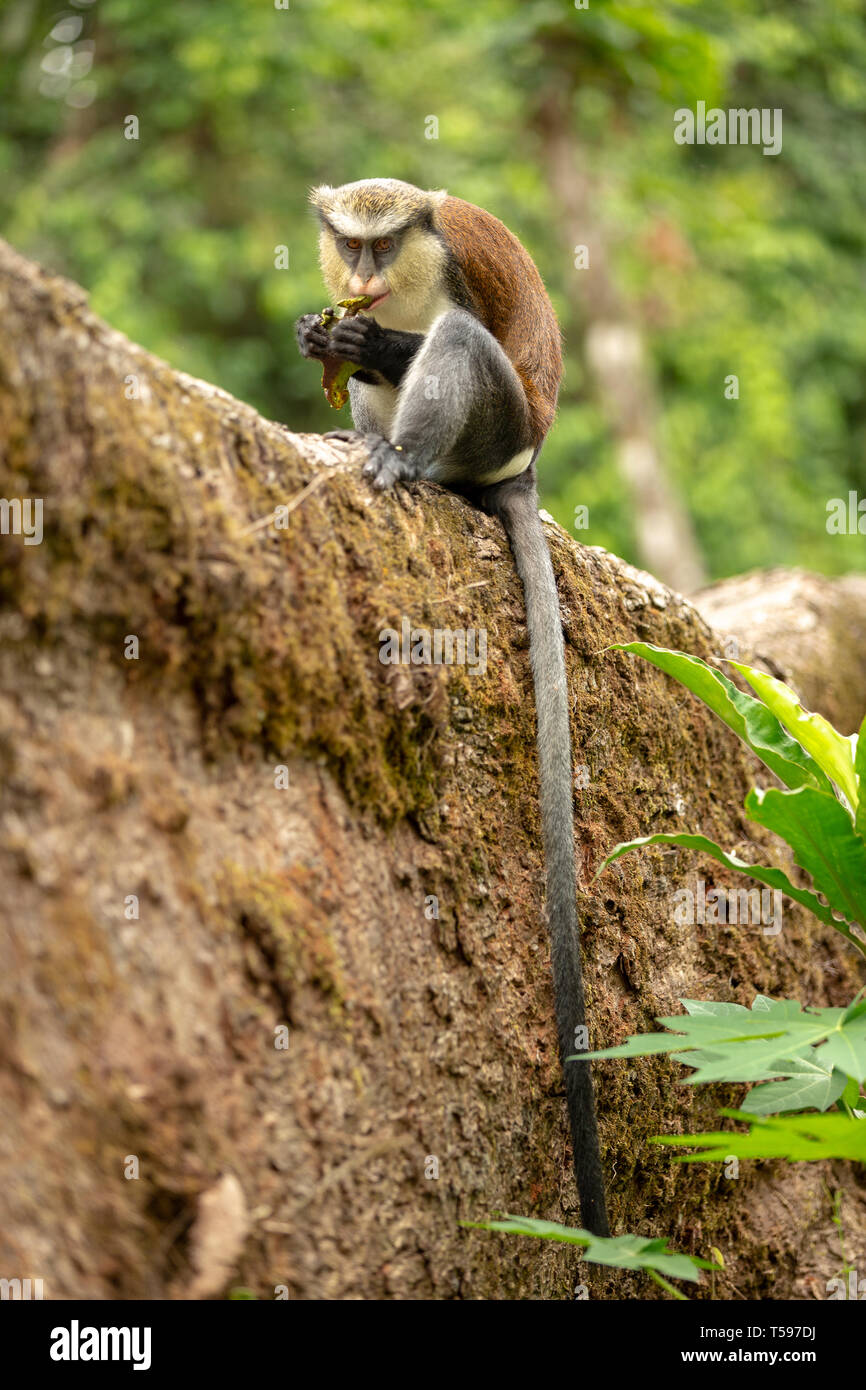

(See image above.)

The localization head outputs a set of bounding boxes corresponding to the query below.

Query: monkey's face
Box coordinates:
[319,226,397,308]
[318,223,450,333]
[311,182,452,334]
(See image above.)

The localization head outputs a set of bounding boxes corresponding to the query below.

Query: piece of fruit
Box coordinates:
[319,295,374,408]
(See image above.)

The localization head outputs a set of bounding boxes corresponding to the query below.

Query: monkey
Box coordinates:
[296,178,610,1238]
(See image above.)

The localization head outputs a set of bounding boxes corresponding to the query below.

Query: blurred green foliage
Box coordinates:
[1,0,864,578]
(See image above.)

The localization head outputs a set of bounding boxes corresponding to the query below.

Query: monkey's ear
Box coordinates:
[309,185,334,213]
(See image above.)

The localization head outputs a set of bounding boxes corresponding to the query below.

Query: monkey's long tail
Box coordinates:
[496,486,610,1238]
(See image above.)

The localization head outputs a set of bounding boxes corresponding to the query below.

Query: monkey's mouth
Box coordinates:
[366,291,390,310]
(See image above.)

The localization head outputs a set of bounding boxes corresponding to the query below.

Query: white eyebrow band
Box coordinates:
[326,213,403,240]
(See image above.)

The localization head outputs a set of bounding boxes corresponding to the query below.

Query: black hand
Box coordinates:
[296,312,332,361]
[326,317,423,387]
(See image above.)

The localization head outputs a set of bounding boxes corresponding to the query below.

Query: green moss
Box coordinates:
[217,863,345,1017]
[0,387,459,826]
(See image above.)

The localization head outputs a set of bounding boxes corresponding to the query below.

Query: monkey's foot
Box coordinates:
[362,438,419,490]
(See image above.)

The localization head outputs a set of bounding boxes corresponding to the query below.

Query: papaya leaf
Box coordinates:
[840,1073,864,1113]
[814,1001,866,1082]
[670,1043,819,1084]
[607,643,833,795]
[751,995,809,1018]
[856,712,866,838]
[746,786,866,932]
[596,831,866,954]
[674,1004,857,1108]
[738,1061,848,1115]
[670,1049,824,1085]
[682,997,799,1022]
[681,999,750,1017]
[463,1215,715,1281]
[584,997,866,1090]
[652,1109,866,1163]
[730,661,858,809]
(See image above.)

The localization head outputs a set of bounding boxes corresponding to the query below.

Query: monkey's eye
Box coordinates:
[345,237,362,251]
[373,237,392,253]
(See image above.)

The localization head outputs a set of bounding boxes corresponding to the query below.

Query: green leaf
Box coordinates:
[585,997,866,1092]
[652,1109,866,1163]
[840,1073,862,1109]
[681,999,750,1017]
[608,644,833,794]
[668,1037,825,1084]
[730,661,858,809]
[463,1215,715,1282]
[670,1049,822,1084]
[746,785,866,931]
[738,1060,848,1115]
[751,995,809,1018]
[815,1003,866,1082]
[596,831,865,952]
[855,712,866,838]
[578,1029,694,1059]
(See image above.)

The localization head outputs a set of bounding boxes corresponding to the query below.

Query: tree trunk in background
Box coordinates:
[534,87,707,596]
[693,567,866,736]
[1,239,865,1301]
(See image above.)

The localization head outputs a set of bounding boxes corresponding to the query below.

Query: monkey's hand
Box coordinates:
[296,312,333,360]
[326,317,422,388]
[325,314,382,363]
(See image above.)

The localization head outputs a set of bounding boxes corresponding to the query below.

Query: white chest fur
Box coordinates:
[351,379,400,435]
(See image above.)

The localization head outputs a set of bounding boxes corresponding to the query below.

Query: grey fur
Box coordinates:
[495,485,610,1237]
[351,310,533,485]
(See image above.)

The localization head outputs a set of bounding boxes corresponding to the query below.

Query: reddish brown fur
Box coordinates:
[437,196,562,448]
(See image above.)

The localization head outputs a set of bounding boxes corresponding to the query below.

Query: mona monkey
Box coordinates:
[296,178,609,1238]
